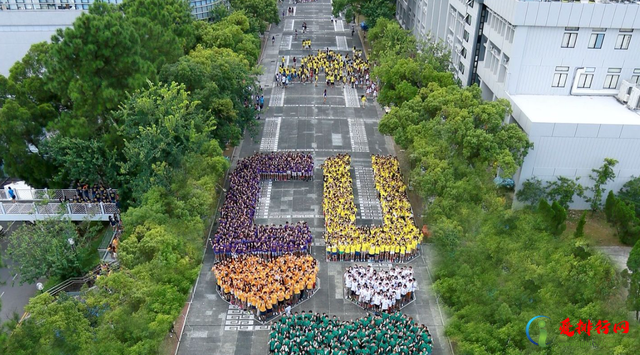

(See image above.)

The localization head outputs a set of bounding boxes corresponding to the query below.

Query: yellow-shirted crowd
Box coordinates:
[213,254,318,318]
[275,48,370,88]
[322,154,420,262]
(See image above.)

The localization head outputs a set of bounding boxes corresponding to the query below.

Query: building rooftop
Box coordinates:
[509,94,640,126]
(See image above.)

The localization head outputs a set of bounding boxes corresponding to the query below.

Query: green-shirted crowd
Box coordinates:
[269,311,433,355]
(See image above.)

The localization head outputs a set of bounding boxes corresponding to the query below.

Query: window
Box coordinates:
[461,47,467,59]
[552,73,568,87]
[552,67,569,88]
[463,30,469,42]
[615,34,631,50]
[588,33,605,49]
[562,32,578,48]
[465,14,472,25]
[577,74,594,88]
[632,75,640,84]
[458,62,465,74]
[604,75,619,89]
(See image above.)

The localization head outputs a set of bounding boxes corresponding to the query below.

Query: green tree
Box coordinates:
[160,46,257,146]
[516,177,545,206]
[42,136,120,186]
[332,0,395,27]
[585,158,618,212]
[538,199,567,236]
[611,198,640,245]
[432,218,463,254]
[0,42,60,187]
[368,18,418,60]
[618,176,640,216]
[574,211,586,238]
[604,189,616,222]
[5,293,93,355]
[628,271,640,322]
[194,11,261,63]
[121,0,196,53]
[6,218,96,284]
[229,0,278,34]
[551,201,567,236]
[209,3,231,23]
[432,208,634,354]
[628,241,640,272]
[46,2,156,136]
[114,81,216,201]
[545,176,584,210]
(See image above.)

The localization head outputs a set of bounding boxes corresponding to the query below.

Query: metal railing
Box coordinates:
[0,1,123,11]
[0,202,117,221]
[0,188,117,202]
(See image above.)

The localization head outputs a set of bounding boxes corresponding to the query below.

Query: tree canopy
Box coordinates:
[0,0,259,352]
[370,14,639,354]
[332,0,395,27]
[6,218,99,284]
[229,0,279,34]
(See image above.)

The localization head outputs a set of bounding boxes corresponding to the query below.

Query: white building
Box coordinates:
[397,0,640,208]
[0,0,224,76]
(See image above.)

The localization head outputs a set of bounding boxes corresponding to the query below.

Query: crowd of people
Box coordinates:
[55,182,119,205]
[344,265,417,312]
[275,48,370,89]
[371,155,421,258]
[212,153,314,261]
[213,254,318,320]
[269,312,433,355]
[322,154,421,262]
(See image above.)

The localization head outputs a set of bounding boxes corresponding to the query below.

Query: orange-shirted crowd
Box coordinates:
[213,254,318,320]
[322,154,420,262]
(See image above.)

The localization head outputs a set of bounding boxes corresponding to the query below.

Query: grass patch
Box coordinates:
[565,210,622,246]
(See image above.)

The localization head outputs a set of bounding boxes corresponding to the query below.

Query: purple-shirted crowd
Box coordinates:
[212,153,314,261]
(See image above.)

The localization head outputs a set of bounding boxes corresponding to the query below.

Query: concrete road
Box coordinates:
[175,1,453,354]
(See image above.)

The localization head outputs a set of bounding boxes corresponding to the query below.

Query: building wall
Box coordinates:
[0,11,82,77]
[0,0,225,76]
[510,26,640,96]
[515,120,640,209]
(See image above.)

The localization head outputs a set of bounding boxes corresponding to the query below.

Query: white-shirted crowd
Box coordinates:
[344,265,417,312]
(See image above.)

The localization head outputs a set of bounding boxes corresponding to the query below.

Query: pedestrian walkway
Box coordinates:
[176,1,452,354]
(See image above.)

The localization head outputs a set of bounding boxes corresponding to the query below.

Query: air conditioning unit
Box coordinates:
[616,80,634,104]
[627,86,640,110]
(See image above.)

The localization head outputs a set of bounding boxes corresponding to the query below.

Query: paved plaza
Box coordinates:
[176,2,452,354]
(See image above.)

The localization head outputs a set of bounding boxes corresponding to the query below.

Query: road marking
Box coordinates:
[343,86,360,107]
[354,166,383,220]
[348,119,369,152]
[269,86,285,106]
[287,19,294,31]
[0,292,5,298]
[256,181,273,218]
[12,273,18,281]
[260,118,281,151]
[335,20,344,32]
[280,36,292,50]
[336,36,348,50]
